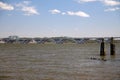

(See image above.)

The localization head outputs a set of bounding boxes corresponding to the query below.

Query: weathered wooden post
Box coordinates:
[100,38,105,56]
[110,37,115,55]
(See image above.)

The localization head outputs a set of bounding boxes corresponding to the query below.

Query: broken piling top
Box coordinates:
[100,38,105,56]
[110,37,115,55]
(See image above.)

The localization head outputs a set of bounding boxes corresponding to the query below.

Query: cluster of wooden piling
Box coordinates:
[100,37,115,56]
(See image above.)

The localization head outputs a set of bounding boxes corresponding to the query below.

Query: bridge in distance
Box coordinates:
[0,36,120,44]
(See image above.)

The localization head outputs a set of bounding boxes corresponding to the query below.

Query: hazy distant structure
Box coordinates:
[52,38,63,44]
[73,38,89,44]
[18,38,31,44]
[0,36,120,44]
[9,36,19,40]
[4,36,19,43]
[34,38,45,44]
[0,39,5,43]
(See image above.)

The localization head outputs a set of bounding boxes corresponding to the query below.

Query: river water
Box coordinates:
[0,43,120,80]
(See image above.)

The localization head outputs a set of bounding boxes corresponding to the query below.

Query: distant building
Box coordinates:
[74,38,85,44]
[9,36,19,40]
[18,38,31,44]
[6,36,19,43]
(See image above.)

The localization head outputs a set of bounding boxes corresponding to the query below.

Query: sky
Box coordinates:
[0,0,120,38]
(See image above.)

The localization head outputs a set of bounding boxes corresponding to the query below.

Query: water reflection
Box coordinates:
[100,56,107,61]
[110,55,116,60]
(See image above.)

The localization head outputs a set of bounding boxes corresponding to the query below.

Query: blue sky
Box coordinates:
[0,0,120,38]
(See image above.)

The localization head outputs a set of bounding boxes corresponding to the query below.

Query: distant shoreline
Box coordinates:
[0,36,120,44]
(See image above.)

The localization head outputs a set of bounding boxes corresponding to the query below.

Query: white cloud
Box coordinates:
[103,0,120,6]
[16,1,31,7]
[49,9,61,14]
[49,9,90,17]
[67,11,90,17]
[16,1,39,16]
[22,6,39,16]
[0,1,14,10]
[104,7,120,11]
[76,0,120,6]
[62,12,66,15]
[75,0,120,13]
[23,1,31,5]
[76,0,97,3]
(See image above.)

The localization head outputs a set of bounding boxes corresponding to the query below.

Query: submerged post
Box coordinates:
[110,37,115,55]
[100,38,105,56]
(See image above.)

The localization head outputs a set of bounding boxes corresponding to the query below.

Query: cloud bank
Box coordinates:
[16,1,39,16]
[67,11,90,17]
[1,0,119,17]
[49,9,90,17]
[76,0,120,12]
[105,7,120,11]
[0,1,14,10]
[103,0,120,6]
[76,0,97,3]
[49,9,61,14]
[76,0,120,6]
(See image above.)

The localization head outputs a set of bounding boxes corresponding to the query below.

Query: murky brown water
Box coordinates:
[0,43,120,80]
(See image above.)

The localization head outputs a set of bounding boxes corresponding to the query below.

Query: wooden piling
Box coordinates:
[110,37,115,55]
[100,38,105,56]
